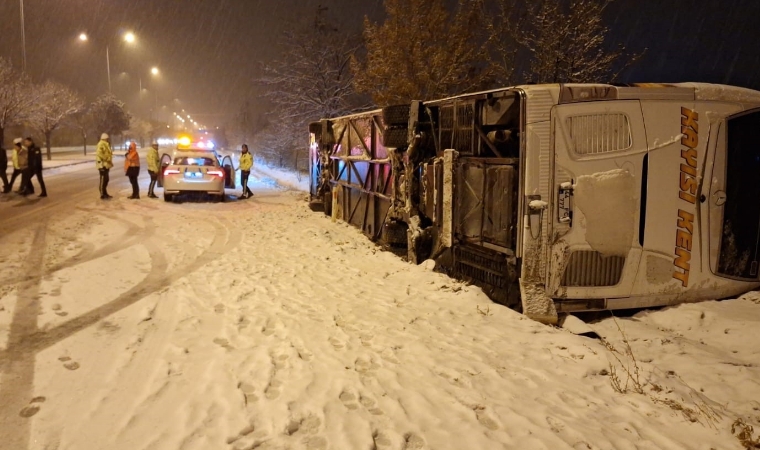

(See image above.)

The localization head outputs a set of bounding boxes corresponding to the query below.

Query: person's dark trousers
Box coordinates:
[9,169,22,192]
[31,168,46,196]
[0,170,8,193]
[128,170,139,199]
[0,150,8,193]
[99,168,110,198]
[241,170,253,198]
[148,170,157,197]
[19,168,34,195]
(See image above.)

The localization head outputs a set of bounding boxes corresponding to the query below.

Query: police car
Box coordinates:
[157,137,235,202]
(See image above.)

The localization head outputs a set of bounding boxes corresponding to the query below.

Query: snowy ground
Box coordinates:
[0,164,759,450]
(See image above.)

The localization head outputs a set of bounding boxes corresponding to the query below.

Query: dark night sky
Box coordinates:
[0,0,759,129]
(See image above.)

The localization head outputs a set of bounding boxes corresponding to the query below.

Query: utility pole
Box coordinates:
[19,0,27,72]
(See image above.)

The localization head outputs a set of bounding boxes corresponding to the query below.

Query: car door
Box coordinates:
[157,153,172,187]
[221,155,236,189]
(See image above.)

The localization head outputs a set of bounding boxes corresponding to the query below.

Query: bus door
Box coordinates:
[548,101,648,300]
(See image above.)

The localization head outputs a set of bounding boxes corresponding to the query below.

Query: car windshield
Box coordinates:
[174,156,217,166]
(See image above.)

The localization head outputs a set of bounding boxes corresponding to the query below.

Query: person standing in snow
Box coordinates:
[25,137,46,197]
[124,141,141,199]
[146,141,159,199]
[17,138,33,196]
[96,133,113,199]
[239,144,253,199]
[0,145,8,193]
[8,138,24,193]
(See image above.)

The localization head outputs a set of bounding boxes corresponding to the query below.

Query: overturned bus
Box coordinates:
[308,83,760,323]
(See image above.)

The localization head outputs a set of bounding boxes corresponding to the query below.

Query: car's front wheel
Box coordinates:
[164,194,173,202]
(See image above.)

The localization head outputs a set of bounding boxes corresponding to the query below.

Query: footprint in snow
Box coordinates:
[265,379,282,399]
[473,405,500,430]
[58,356,80,371]
[213,338,233,350]
[238,382,259,404]
[226,423,256,445]
[51,303,68,316]
[402,433,426,450]
[339,390,359,410]
[294,345,313,362]
[359,332,374,347]
[373,430,393,449]
[360,395,384,415]
[19,396,46,418]
[273,353,290,370]
[328,337,345,350]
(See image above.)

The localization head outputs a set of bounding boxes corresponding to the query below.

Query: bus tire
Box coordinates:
[382,104,410,126]
[323,192,333,217]
[383,126,408,148]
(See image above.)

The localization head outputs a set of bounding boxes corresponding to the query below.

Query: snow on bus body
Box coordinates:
[307,82,760,324]
[548,82,760,314]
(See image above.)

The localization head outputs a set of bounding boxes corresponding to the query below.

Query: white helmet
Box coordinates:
[13,137,22,145]
[100,133,109,140]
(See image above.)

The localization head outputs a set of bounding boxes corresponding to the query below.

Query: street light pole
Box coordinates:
[19,0,27,72]
[106,44,112,92]
[80,31,134,93]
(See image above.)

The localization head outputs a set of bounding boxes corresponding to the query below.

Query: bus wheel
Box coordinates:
[382,104,410,126]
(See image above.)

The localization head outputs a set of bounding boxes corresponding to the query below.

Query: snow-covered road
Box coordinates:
[0,165,758,450]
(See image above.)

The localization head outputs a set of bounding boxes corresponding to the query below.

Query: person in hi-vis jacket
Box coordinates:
[124,141,141,199]
[239,144,253,199]
[96,133,113,199]
[146,141,159,198]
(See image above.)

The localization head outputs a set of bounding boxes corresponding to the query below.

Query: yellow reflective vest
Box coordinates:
[240,152,253,171]
[96,139,113,170]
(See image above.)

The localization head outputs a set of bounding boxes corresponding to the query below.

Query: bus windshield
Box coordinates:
[717,109,760,279]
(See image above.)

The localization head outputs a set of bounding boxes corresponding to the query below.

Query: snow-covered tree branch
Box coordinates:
[496,0,644,83]
[0,58,36,147]
[351,0,493,105]
[254,6,368,169]
[27,81,84,160]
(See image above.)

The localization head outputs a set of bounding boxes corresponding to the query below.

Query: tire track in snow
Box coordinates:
[1,215,241,357]
[0,212,241,449]
[0,221,48,450]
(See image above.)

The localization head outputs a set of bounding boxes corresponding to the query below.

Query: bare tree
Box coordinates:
[0,58,35,147]
[127,116,153,148]
[27,81,84,160]
[252,115,303,169]
[500,0,643,83]
[226,99,257,147]
[482,1,518,86]
[260,6,366,123]
[255,6,366,168]
[67,107,95,155]
[91,93,131,143]
[351,0,492,105]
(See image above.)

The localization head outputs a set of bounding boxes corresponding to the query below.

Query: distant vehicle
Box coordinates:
[157,140,236,202]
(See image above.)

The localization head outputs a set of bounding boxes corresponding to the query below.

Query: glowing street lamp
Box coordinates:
[79,31,137,93]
